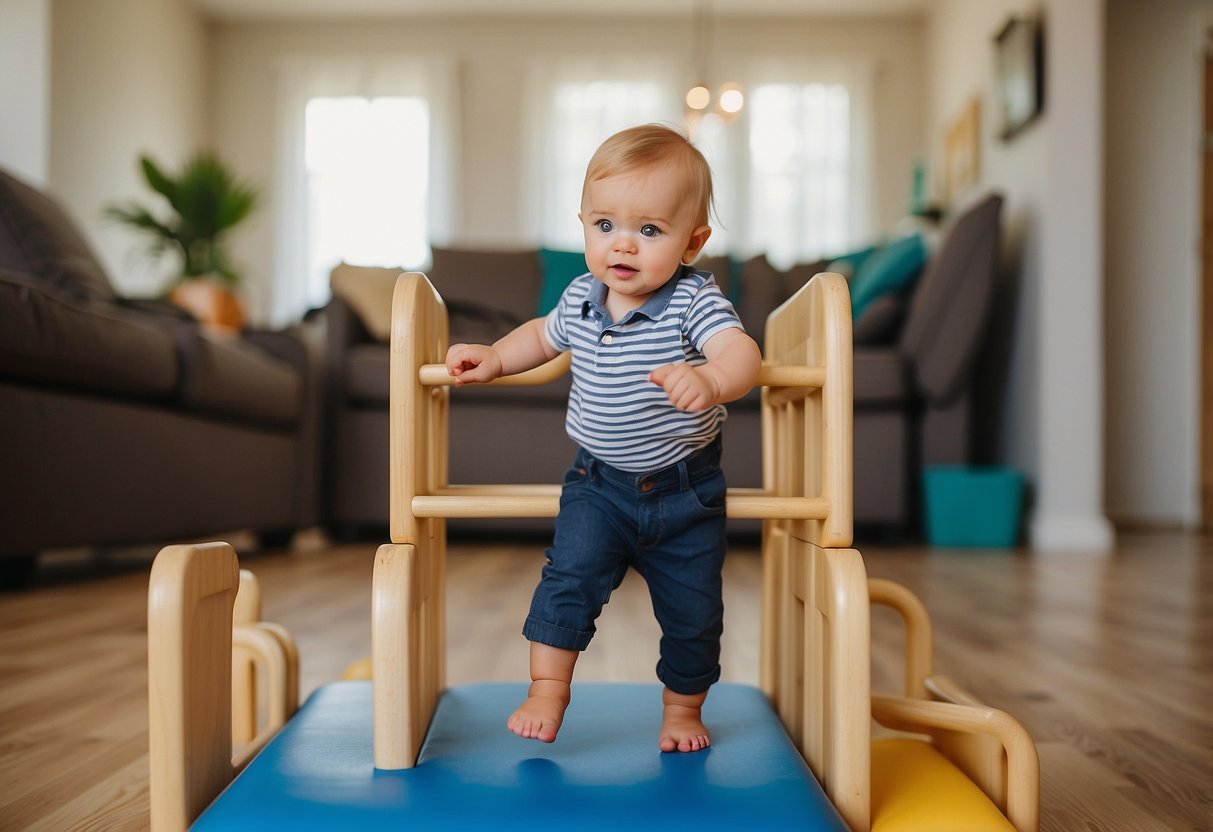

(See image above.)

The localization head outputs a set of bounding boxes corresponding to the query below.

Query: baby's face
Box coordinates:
[580,164,710,314]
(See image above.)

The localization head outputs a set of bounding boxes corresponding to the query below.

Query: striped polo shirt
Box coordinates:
[544,266,745,472]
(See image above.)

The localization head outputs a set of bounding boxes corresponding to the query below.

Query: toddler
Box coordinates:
[445,124,761,752]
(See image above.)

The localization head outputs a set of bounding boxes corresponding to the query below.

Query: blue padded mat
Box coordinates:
[193,681,847,831]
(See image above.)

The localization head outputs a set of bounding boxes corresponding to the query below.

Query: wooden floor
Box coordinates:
[1,530,1211,831]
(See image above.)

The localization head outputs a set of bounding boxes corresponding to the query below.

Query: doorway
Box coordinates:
[1202,36,1213,530]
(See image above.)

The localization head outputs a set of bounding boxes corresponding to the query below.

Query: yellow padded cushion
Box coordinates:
[330,263,401,342]
[871,738,1015,832]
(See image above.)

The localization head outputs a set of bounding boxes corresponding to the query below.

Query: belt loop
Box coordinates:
[678,459,690,490]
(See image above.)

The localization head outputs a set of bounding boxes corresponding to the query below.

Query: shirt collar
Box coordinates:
[581,265,688,325]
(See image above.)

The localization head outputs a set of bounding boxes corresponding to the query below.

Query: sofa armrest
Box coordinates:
[324,295,372,349]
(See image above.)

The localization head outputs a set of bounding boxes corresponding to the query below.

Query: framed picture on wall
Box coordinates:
[944,97,981,206]
[994,16,1044,140]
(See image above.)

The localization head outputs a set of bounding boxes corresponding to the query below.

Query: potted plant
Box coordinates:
[106,151,259,332]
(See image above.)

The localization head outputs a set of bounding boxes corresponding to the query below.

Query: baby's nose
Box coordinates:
[614,233,638,252]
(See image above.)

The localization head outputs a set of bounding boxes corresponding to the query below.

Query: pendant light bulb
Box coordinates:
[686,85,711,111]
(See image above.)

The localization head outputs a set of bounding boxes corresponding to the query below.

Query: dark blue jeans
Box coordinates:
[522,437,727,695]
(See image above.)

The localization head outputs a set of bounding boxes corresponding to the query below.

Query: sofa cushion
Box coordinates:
[429,246,542,333]
[853,293,906,346]
[694,254,736,301]
[849,234,927,320]
[176,333,302,428]
[343,343,391,405]
[735,255,829,347]
[899,194,1003,403]
[853,348,909,405]
[449,372,572,406]
[343,342,572,408]
[0,168,117,302]
[735,255,783,347]
[0,270,178,399]
[537,248,588,316]
[825,243,878,280]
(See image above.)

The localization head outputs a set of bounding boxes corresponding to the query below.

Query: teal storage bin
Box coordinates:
[922,465,1024,548]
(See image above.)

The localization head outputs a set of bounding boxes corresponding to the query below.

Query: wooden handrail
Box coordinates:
[419,357,824,391]
[412,490,829,520]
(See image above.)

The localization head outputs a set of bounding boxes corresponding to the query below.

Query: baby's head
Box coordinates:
[582,124,713,228]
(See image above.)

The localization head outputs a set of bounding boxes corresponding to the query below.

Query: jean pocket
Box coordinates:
[687,469,726,514]
[562,463,590,488]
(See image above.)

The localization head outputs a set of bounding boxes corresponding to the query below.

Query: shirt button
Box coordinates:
[640,479,654,493]
[602,334,613,344]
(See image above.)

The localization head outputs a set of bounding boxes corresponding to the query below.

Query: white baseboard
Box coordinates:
[1028,512,1116,553]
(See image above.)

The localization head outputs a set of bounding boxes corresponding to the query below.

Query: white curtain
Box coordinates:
[520,53,874,268]
[726,55,876,268]
[521,56,684,250]
[270,54,459,326]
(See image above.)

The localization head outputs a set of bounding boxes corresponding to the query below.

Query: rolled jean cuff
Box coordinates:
[523,616,594,652]
[657,660,721,695]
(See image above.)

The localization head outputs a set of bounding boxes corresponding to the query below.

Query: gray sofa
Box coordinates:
[0,168,321,585]
[322,193,1003,539]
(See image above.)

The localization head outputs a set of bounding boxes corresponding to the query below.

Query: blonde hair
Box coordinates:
[583,124,714,227]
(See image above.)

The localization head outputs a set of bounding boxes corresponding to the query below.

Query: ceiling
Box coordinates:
[191,0,932,22]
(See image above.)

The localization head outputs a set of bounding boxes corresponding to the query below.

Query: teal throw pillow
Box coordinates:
[848,234,926,320]
[537,248,588,315]
[827,244,878,279]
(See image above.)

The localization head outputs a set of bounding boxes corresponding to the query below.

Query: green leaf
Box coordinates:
[106,150,260,288]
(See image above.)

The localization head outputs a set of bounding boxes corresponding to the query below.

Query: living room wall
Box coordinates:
[48,0,209,298]
[208,13,926,323]
[0,0,50,185]
[925,0,1114,551]
[924,0,1208,532]
[1104,0,1209,528]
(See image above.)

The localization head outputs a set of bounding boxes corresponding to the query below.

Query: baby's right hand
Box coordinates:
[445,343,502,386]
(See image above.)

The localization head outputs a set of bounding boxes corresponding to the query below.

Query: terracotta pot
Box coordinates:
[169,277,245,334]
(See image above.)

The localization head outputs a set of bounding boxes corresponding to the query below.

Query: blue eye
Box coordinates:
[641,225,661,238]
[595,219,613,233]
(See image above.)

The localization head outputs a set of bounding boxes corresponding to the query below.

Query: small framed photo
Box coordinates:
[944,97,981,206]
[994,16,1044,140]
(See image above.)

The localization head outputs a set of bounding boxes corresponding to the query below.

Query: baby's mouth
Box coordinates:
[610,263,638,275]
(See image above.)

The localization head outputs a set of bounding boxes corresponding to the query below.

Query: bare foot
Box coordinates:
[659,688,710,753]
[507,679,570,743]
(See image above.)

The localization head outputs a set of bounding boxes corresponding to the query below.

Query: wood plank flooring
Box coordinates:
[1,531,1210,831]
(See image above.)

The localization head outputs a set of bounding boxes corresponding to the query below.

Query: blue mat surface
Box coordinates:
[193,681,847,831]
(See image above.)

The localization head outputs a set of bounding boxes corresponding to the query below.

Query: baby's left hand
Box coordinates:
[649,363,721,413]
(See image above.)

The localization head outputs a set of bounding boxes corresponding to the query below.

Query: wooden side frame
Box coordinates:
[372,272,868,782]
[148,543,240,832]
[233,569,300,747]
[370,269,1036,831]
[148,544,299,832]
[869,577,1040,831]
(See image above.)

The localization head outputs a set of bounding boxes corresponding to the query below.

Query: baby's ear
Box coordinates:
[682,225,712,264]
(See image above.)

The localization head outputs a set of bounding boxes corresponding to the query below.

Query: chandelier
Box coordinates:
[685,0,744,134]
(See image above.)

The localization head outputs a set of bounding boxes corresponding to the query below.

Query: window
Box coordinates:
[271,55,456,326]
[526,67,868,271]
[541,80,674,250]
[303,96,430,307]
[746,83,852,267]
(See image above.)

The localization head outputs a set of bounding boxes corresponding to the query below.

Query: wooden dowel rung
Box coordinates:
[419,354,570,387]
[411,492,828,520]
[434,484,561,497]
[727,495,830,520]
[756,365,825,389]
[419,359,822,390]
[412,494,558,518]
